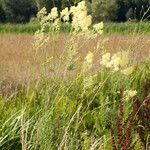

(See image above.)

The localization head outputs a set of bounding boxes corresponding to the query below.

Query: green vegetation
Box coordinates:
[0,23,39,34]
[104,22,150,34]
[0,57,150,150]
[0,2,150,150]
[0,22,150,35]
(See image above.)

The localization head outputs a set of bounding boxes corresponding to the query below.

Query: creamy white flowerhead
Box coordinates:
[121,66,134,75]
[100,51,132,73]
[116,51,129,67]
[37,7,47,20]
[124,90,137,99]
[61,7,70,22]
[110,54,121,71]
[52,18,61,31]
[85,51,94,64]
[82,51,94,73]
[34,1,105,52]
[78,1,87,11]
[100,53,111,67]
[70,6,78,14]
[100,53,121,72]
[51,7,58,19]
[70,1,92,32]
[93,22,104,35]
[47,13,52,21]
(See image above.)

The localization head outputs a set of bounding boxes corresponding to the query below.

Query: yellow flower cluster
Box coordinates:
[37,7,49,28]
[37,7,47,20]
[34,1,104,51]
[100,53,111,67]
[36,1,104,34]
[33,6,60,51]
[51,7,59,20]
[37,6,60,27]
[82,51,94,73]
[85,51,94,64]
[124,90,137,100]
[93,22,104,35]
[52,18,61,31]
[128,90,137,97]
[70,1,92,32]
[60,7,70,22]
[100,51,134,75]
[121,66,134,75]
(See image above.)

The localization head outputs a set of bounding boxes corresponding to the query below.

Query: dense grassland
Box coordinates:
[0,4,150,149]
[0,33,150,149]
[0,22,150,35]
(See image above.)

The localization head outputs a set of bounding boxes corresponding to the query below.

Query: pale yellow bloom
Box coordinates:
[113,66,120,72]
[61,7,70,22]
[52,18,61,31]
[93,22,104,35]
[77,14,92,31]
[100,53,111,67]
[70,6,78,14]
[70,1,92,32]
[85,51,94,64]
[110,54,121,72]
[51,7,58,19]
[47,13,52,21]
[100,51,132,73]
[128,90,137,97]
[37,7,47,20]
[82,51,94,73]
[78,1,87,11]
[117,51,129,67]
[124,90,137,99]
[121,66,134,75]
[83,15,92,30]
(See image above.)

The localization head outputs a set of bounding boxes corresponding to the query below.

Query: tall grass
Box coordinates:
[0,61,150,150]
[0,2,150,150]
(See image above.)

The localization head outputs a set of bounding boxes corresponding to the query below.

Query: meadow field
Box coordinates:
[0,34,149,94]
[0,3,150,150]
[0,22,150,35]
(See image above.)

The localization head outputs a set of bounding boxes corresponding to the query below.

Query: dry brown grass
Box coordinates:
[0,34,150,95]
